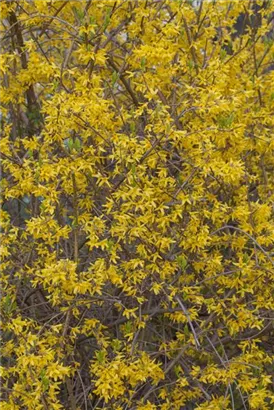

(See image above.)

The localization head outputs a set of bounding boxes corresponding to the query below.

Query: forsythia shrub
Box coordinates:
[1,0,274,409]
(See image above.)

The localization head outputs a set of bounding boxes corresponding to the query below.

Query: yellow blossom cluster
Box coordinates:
[1,1,274,409]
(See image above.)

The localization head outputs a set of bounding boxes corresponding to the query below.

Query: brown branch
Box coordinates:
[182,16,199,75]
[8,12,37,111]
[107,57,140,107]
[38,1,69,38]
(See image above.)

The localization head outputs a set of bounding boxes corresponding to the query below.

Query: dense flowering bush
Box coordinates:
[1,1,274,409]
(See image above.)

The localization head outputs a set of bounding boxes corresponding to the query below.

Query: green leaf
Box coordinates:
[95,350,106,364]
[27,149,33,158]
[184,324,190,336]
[72,6,85,22]
[220,48,227,61]
[174,365,182,377]
[130,122,136,133]
[40,369,50,391]
[103,8,112,31]
[3,295,17,315]
[131,164,136,176]
[107,239,114,251]
[112,71,119,87]
[111,339,122,352]
[124,321,132,334]
[217,112,234,129]
[176,256,187,270]
[242,253,249,264]
[187,60,194,70]
[140,57,146,69]
[74,137,82,152]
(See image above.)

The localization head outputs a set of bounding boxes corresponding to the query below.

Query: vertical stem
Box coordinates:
[72,172,79,263]
[60,173,79,410]
[182,16,199,75]
[8,11,40,135]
